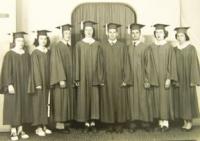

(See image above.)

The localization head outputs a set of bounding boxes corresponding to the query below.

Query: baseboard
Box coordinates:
[193,118,200,126]
[0,125,10,132]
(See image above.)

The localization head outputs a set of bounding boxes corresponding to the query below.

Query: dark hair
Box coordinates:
[33,35,50,47]
[81,27,95,38]
[175,32,190,41]
[10,37,25,49]
[154,29,168,39]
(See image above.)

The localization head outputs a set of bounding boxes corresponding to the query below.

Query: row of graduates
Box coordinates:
[0,20,200,140]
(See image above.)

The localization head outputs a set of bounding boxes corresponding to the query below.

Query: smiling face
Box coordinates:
[131,29,141,41]
[176,32,186,44]
[63,30,71,41]
[14,37,25,49]
[155,29,165,41]
[38,35,48,47]
[84,26,93,38]
[107,28,118,41]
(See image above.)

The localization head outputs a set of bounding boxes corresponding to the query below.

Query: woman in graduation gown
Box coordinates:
[75,20,101,133]
[0,32,31,140]
[173,27,200,131]
[50,24,74,133]
[28,30,52,136]
[148,24,178,132]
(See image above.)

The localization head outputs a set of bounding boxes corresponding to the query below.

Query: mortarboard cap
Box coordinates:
[56,24,72,31]
[9,32,27,39]
[130,23,145,30]
[153,24,169,30]
[83,20,97,27]
[106,23,121,29]
[174,27,190,33]
[36,30,51,36]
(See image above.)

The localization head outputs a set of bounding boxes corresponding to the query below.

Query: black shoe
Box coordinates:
[161,126,169,132]
[128,128,136,133]
[143,127,153,132]
[106,127,114,133]
[82,127,90,133]
[90,126,97,133]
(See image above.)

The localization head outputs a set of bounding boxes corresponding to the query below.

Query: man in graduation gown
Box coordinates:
[127,23,158,132]
[50,24,74,133]
[173,27,200,131]
[100,23,132,133]
[0,32,31,140]
[75,21,101,133]
[148,24,178,132]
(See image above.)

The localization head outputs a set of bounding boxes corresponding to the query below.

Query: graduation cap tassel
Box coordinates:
[127,24,131,35]
[105,23,108,35]
[81,21,83,30]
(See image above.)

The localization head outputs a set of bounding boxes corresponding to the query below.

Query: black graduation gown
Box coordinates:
[50,41,74,122]
[0,50,32,126]
[173,45,200,120]
[75,40,101,122]
[28,49,50,126]
[100,40,132,123]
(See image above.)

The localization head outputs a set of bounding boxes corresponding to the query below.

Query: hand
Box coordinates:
[165,79,171,88]
[121,82,127,87]
[36,85,42,90]
[190,83,196,87]
[8,85,15,94]
[59,81,66,88]
[75,82,80,87]
[144,82,150,89]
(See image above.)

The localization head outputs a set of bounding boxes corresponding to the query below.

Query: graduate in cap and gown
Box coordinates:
[28,30,52,136]
[0,32,31,140]
[173,27,200,131]
[50,24,74,133]
[126,23,157,132]
[100,23,132,133]
[148,24,178,132]
[75,20,101,133]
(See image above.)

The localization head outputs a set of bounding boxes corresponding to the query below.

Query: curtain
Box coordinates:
[71,3,137,44]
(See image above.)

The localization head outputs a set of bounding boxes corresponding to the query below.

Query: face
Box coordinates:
[131,29,141,41]
[155,29,165,41]
[63,30,71,41]
[176,32,186,44]
[84,26,93,38]
[15,38,24,48]
[38,35,48,47]
[108,28,118,41]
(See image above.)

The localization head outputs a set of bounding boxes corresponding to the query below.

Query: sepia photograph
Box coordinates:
[0,0,200,140]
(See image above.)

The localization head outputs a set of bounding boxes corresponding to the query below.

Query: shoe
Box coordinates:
[44,128,52,134]
[35,127,46,136]
[10,128,18,141]
[82,127,90,133]
[17,126,29,139]
[143,127,153,132]
[161,126,169,132]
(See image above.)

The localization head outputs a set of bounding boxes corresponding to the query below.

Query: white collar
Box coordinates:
[132,37,143,46]
[108,39,117,45]
[154,39,167,46]
[177,41,190,50]
[11,47,25,55]
[61,39,71,46]
[36,46,48,53]
[82,37,95,44]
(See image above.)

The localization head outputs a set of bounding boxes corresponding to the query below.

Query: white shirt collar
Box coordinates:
[177,41,190,50]
[36,46,48,53]
[11,47,25,55]
[154,39,167,46]
[61,39,71,46]
[82,37,95,45]
[108,39,117,45]
[132,37,143,46]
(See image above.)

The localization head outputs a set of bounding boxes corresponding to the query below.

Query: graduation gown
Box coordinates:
[149,42,178,120]
[50,41,74,122]
[0,50,32,126]
[173,45,200,120]
[28,49,50,126]
[127,42,156,122]
[75,40,101,122]
[100,40,132,123]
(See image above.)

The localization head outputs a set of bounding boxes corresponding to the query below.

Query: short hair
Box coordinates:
[175,32,190,41]
[81,27,95,38]
[154,29,168,39]
[33,35,50,47]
